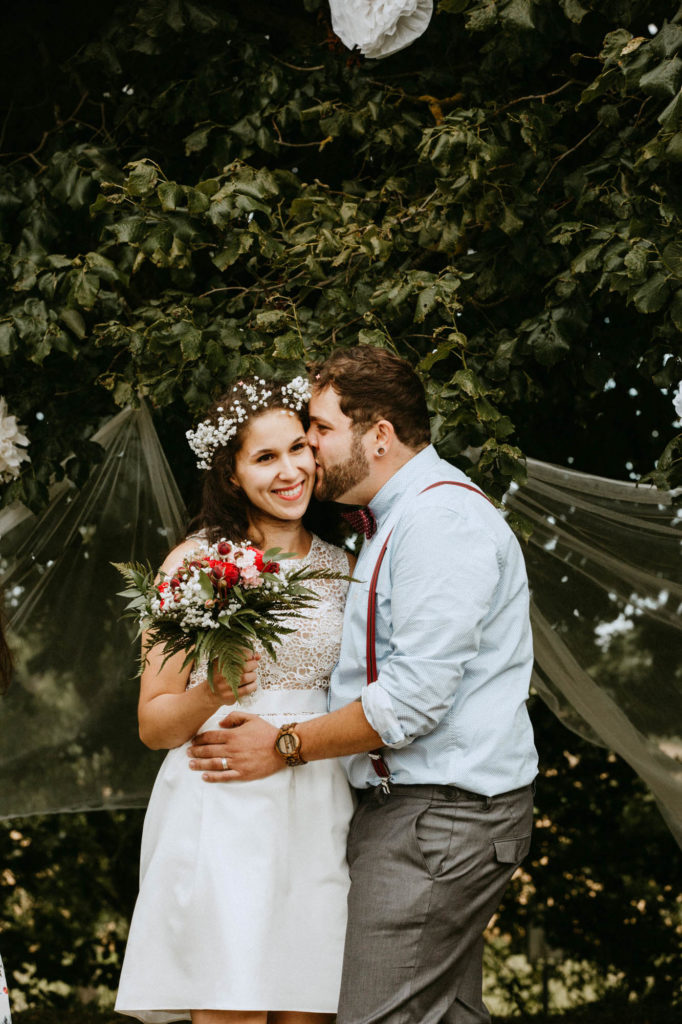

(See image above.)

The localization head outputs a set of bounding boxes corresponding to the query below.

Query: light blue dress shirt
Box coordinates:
[329,445,538,795]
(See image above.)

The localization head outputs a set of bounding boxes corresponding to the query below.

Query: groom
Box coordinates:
[189,346,538,1024]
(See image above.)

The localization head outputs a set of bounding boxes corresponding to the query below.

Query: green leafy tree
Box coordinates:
[0,811,143,1007]
[1,0,681,513]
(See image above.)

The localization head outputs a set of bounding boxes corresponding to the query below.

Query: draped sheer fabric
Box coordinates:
[0,409,681,850]
[0,404,185,818]
[507,460,682,847]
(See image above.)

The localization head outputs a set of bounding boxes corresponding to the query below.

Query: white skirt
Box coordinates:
[115,689,355,1022]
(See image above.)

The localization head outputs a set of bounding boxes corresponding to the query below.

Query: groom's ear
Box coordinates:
[372,419,395,454]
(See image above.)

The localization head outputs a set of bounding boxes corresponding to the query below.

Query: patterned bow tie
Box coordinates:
[340,506,377,540]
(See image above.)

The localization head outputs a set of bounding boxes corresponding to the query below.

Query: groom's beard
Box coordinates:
[315,431,370,502]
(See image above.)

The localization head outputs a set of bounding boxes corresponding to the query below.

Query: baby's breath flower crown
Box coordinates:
[186,376,312,470]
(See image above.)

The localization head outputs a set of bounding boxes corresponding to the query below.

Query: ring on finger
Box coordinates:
[221,757,229,771]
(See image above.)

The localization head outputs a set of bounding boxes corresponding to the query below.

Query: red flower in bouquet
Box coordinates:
[115,538,349,699]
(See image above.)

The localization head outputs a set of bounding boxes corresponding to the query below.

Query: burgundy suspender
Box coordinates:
[365,533,394,785]
[365,480,493,788]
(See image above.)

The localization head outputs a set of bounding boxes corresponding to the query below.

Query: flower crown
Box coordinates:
[186,376,312,470]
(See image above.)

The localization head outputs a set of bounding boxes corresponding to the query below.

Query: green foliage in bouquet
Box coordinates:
[114,547,349,698]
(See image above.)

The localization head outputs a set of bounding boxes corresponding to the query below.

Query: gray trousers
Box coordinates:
[337,782,534,1024]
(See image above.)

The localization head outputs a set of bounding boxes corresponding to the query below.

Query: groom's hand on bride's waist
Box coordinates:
[187,711,282,782]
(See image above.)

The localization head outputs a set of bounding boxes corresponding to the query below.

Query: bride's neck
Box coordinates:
[246,515,312,558]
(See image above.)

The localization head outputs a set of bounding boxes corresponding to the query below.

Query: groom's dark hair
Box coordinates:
[312,346,431,449]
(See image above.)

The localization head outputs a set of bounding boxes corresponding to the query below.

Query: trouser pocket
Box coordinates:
[414,801,458,878]
[493,832,532,864]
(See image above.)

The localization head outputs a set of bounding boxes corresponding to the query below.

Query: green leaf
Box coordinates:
[184,123,215,155]
[453,368,487,397]
[559,0,587,23]
[526,318,571,367]
[126,160,160,197]
[212,233,253,270]
[73,271,100,310]
[60,308,87,339]
[623,245,649,281]
[84,251,121,284]
[632,273,669,314]
[499,205,524,236]
[186,187,210,214]
[639,57,682,100]
[0,320,17,356]
[665,131,682,161]
[658,88,682,129]
[197,570,214,600]
[273,331,303,360]
[419,342,455,373]
[670,289,682,332]
[357,329,388,348]
[158,182,185,211]
[661,242,682,280]
[254,309,288,332]
[185,2,221,32]
[181,325,203,360]
[414,286,438,322]
[501,0,534,31]
[599,29,633,66]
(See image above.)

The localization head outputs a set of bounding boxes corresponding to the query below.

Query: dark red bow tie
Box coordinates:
[340,506,377,540]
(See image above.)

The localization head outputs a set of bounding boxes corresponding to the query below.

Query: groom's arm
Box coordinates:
[188,502,500,782]
[187,700,382,782]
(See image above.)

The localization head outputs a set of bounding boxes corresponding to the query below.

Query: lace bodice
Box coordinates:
[187,534,350,703]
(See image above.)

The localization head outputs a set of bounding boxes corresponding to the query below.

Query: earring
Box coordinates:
[376,447,386,457]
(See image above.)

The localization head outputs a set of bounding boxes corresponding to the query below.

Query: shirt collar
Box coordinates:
[369,445,440,529]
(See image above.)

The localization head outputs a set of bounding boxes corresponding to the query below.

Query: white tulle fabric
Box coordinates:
[2,403,681,854]
[115,535,355,1021]
[329,0,433,59]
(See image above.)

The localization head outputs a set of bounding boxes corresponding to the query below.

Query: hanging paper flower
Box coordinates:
[0,397,30,483]
[673,382,682,421]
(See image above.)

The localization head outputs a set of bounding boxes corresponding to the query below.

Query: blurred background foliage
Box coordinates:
[2,701,681,1016]
[1,0,682,513]
[1,0,682,1016]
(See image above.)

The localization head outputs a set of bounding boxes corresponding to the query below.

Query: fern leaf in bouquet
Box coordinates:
[114,540,350,699]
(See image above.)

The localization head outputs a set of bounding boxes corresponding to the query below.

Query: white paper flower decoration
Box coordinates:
[329,0,433,60]
[673,381,682,421]
[0,397,30,483]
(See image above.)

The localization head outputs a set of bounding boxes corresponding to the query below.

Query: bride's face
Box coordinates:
[231,408,315,524]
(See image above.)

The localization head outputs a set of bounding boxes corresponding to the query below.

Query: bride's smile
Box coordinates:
[271,480,305,501]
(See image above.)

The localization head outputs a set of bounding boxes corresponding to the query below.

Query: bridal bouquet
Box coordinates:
[114,540,346,699]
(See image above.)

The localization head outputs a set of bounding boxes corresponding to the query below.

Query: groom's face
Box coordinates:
[307,386,372,504]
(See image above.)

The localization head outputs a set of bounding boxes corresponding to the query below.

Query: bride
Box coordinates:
[115,377,355,1024]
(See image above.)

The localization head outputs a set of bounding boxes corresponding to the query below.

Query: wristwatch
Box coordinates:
[274,722,307,767]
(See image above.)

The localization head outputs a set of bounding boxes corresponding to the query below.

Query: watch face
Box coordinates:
[278,732,299,755]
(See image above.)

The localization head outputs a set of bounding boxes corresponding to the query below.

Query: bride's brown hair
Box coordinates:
[189,377,337,546]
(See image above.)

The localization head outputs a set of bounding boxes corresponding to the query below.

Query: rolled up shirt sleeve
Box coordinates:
[361,504,501,748]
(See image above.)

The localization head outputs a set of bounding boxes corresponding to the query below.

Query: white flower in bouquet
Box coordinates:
[0,397,30,483]
[673,381,682,421]
[115,539,349,699]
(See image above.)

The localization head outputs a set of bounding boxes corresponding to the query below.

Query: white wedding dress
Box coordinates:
[115,535,354,1022]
